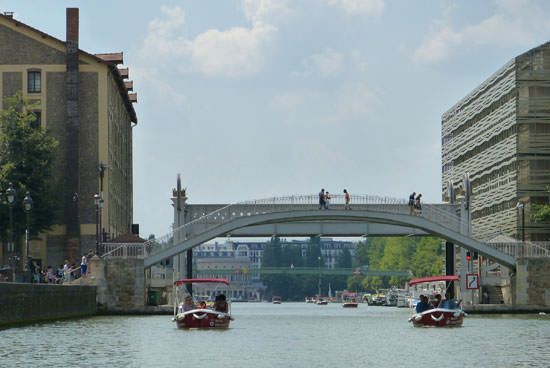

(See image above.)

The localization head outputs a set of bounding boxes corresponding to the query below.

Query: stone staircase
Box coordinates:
[484,285,504,304]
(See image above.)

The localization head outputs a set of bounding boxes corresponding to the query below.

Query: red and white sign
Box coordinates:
[466,273,480,290]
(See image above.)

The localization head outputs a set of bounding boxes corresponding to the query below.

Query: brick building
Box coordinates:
[0,9,137,268]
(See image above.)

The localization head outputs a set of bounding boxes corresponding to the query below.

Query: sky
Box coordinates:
[2,0,550,238]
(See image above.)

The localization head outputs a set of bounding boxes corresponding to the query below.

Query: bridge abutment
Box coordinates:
[88,256,146,311]
[514,257,550,306]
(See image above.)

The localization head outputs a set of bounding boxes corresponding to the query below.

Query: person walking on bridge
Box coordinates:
[325,191,331,209]
[344,189,351,210]
[408,192,416,215]
[319,189,326,210]
[414,193,422,214]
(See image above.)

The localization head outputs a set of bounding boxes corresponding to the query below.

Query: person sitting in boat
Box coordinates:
[214,294,228,313]
[431,294,442,308]
[415,295,431,313]
[182,296,195,312]
[440,293,461,310]
[197,300,207,309]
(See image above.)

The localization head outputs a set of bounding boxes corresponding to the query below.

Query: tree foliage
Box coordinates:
[354,237,444,291]
[0,93,59,245]
[261,235,445,299]
[532,204,550,222]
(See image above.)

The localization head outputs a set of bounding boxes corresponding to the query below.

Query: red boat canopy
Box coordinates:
[408,275,459,286]
[174,278,230,286]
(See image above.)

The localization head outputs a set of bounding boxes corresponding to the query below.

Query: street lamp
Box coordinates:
[23,192,33,266]
[6,182,16,254]
[516,202,525,243]
[94,193,101,256]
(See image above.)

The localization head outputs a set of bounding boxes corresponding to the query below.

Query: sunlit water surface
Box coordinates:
[1,303,549,368]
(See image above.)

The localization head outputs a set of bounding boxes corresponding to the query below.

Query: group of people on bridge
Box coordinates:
[408,192,422,215]
[318,188,351,210]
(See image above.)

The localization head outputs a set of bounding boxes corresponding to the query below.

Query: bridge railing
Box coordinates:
[145,194,462,258]
[487,241,550,258]
[102,243,145,259]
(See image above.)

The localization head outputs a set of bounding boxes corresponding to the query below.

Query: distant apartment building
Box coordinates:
[442,42,550,241]
[0,10,137,267]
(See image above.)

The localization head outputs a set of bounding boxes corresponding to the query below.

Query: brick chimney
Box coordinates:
[65,8,81,257]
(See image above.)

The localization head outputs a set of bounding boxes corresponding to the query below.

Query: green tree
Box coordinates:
[352,236,444,291]
[532,204,550,222]
[0,93,59,249]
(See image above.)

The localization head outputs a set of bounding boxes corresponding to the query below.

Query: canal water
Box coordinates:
[1,303,549,368]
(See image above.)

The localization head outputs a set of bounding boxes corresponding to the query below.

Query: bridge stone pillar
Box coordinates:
[172,174,188,281]
[514,258,550,306]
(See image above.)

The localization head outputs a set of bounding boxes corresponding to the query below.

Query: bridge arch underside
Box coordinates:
[145,210,515,269]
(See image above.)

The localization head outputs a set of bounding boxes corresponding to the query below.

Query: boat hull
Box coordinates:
[409,308,465,327]
[175,309,231,329]
[342,303,358,308]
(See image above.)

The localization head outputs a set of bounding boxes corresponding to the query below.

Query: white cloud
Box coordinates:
[326,0,384,16]
[133,66,187,108]
[240,0,291,25]
[271,82,378,126]
[413,25,463,63]
[294,48,344,78]
[190,24,276,77]
[140,4,278,77]
[413,0,550,63]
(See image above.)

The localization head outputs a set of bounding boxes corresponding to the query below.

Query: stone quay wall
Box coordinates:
[0,283,96,328]
[515,258,550,306]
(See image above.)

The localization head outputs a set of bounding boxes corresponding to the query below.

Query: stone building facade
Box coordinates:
[0,9,137,267]
[442,42,550,242]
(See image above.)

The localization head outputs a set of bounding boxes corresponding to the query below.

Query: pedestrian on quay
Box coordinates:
[80,255,88,277]
[63,260,70,283]
[408,192,416,215]
[344,189,351,210]
[319,189,326,210]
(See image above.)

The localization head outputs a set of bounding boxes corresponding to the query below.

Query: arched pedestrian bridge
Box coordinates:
[143,194,520,268]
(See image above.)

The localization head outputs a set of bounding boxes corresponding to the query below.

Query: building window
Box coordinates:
[31,111,41,128]
[27,71,41,93]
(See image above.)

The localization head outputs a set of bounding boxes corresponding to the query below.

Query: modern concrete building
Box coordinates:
[0,9,137,268]
[442,42,550,242]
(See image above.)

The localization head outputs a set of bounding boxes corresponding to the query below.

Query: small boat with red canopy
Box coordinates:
[408,275,465,328]
[173,278,233,329]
